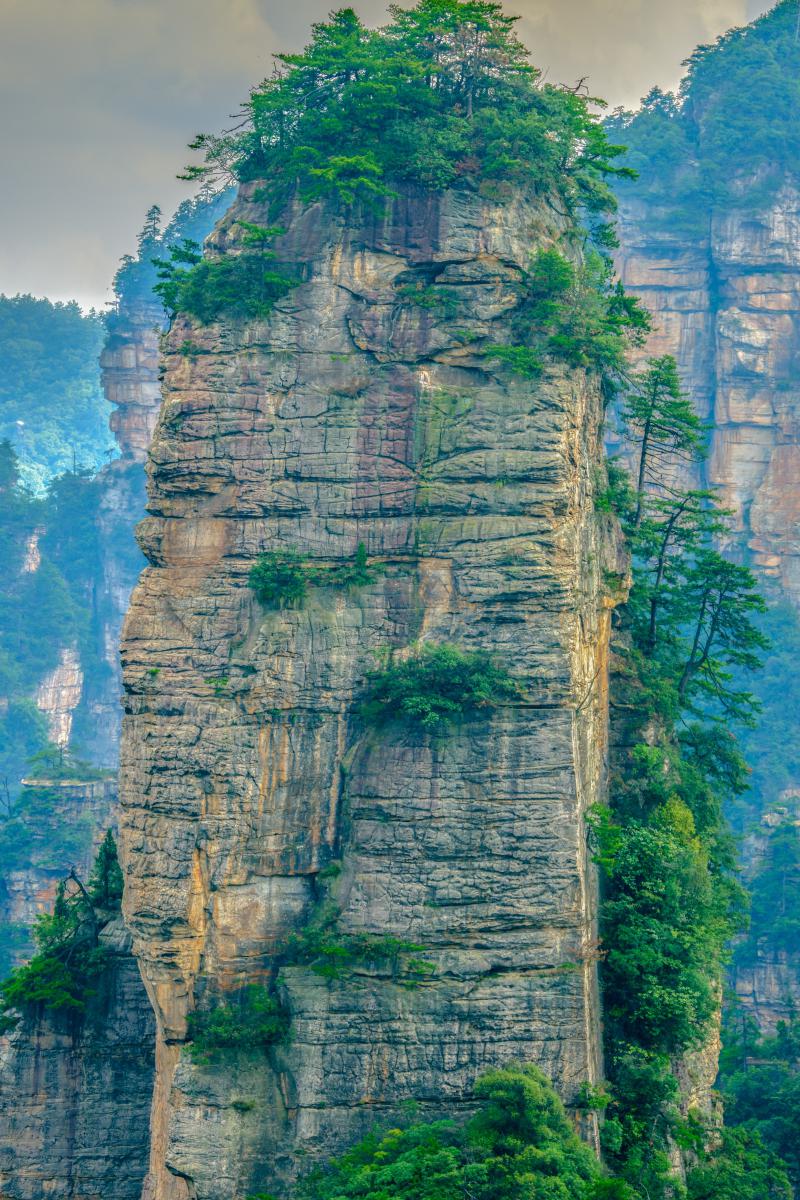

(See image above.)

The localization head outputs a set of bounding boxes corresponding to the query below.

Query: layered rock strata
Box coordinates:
[0,918,155,1200]
[85,297,164,765]
[120,184,621,1199]
[616,186,800,602]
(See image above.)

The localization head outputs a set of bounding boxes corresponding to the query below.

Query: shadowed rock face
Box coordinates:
[120,183,621,1199]
[616,186,800,604]
[0,919,154,1200]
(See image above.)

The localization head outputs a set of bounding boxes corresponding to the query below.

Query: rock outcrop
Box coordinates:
[616,186,800,603]
[0,918,155,1200]
[120,183,621,1199]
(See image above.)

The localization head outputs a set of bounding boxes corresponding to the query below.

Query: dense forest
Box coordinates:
[0,189,228,979]
[606,0,800,231]
[0,296,112,493]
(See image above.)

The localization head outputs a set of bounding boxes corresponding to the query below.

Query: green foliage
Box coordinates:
[0,449,108,780]
[285,900,434,984]
[608,3,800,230]
[362,643,520,732]
[88,831,124,910]
[185,2,632,222]
[312,543,383,589]
[154,238,296,324]
[249,549,309,609]
[111,189,234,311]
[596,806,740,1055]
[740,819,800,960]
[186,985,289,1061]
[249,545,383,608]
[295,1063,621,1200]
[0,861,112,1032]
[686,1128,792,1200]
[484,343,543,379]
[597,332,772,1195]
[0,296,112,493]
[717,1006,800,1187]
[594,459,634,517]
[395,282,460,318]
[486,249,649,385]
[621,355,704,526]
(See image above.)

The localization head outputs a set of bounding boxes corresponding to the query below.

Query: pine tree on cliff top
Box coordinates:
[182,0,633,221]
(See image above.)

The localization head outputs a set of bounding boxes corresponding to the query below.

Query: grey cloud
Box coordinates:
[0,0,767,308]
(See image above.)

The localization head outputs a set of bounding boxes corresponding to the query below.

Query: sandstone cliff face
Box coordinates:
[119,184,620,1199]
[617,186,800,601]
[0,918,155,1200]
[730,800,800,1037]
[85,297,163,766]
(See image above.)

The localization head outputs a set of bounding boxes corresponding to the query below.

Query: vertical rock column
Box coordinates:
[617,184,800,604]
[120,185,621,1199]
[87,297,164,765]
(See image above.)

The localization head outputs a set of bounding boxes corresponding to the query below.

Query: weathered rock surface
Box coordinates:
[0,918,155,1200]
[120,183,620,1198]
[617,185,800,603]
[729,798,800,1035]
[616,182,800,1045]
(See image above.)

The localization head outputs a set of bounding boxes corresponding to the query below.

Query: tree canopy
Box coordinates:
[0,295,111,493]
[185,0,632,224]
[607,1,800,227]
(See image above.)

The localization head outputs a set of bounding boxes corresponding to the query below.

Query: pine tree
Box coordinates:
[88,830,124,910]
[622,355,705,526]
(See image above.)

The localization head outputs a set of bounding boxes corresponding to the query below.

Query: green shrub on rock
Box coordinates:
[186,985,288,1061]
[154,238,296,324]
[312,543,382,590]
[249,544,382,609]
[294,1063,627,1200]
[0,840,122,1031]
[362,643,520,733]
[249,549,309,609]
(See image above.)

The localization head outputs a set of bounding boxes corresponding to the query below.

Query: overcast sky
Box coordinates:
[0,0,772,310]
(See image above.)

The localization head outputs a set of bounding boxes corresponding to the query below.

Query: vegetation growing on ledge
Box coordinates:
[249,544,382,609]
[249,548,309,609]
[284,899,434,985]
[186,985,289,1062]
[183,0,632,232]
[591,351,783,1197]
[292,1063,624,1200]
[0,834,123,1032]
[111,192,233,312]
[153,224,297,324]
[362,643,520,733]
[485,248,649,384]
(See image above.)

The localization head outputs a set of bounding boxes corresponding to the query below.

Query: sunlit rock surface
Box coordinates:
[120,183,622,1199]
